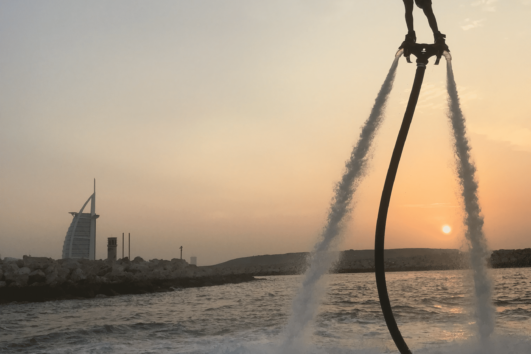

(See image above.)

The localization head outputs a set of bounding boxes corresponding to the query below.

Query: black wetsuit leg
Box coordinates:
[403,0,414,32]
[420,2,439,33]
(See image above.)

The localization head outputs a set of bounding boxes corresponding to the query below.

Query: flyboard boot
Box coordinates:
[433,31,450,63]
[398,31,417,63]
[398,31,450,65]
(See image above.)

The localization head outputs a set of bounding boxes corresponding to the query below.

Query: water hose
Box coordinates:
[374,44,448,354]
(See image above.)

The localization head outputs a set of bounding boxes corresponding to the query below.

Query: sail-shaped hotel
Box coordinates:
[61,181,99,260]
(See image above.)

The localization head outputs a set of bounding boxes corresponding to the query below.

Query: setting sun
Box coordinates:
[442,225,452,234]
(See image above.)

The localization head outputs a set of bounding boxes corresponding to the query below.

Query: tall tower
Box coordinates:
[107,237,117,261]
[61,180,100,260]
[90,179,97,260]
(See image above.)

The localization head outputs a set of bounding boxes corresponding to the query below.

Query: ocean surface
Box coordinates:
[1,268,531,353]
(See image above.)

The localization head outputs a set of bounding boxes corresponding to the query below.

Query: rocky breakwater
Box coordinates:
[334,249,468,273]
[206,249,471,276]
[0,256,255,303]
[491,249,531,268]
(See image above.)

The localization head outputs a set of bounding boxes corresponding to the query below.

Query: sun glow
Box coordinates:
[442,225,452,234]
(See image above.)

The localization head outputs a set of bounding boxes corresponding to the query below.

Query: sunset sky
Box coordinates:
[1,1,530,265]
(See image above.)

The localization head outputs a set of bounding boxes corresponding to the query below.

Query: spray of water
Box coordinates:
[446,59,495,339]
[279,54,401,352]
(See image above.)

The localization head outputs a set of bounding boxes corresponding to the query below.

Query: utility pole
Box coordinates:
[180,246,183,260]
[122,233,124,259]
[128,233,131,259]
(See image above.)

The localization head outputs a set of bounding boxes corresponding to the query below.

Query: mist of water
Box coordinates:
[279,54,402,352]
[446,60,495,338]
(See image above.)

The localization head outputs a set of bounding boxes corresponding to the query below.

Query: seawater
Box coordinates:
[1,269,531,353]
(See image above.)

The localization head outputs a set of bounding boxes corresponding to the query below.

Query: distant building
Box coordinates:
[61,181,99,260]
[190,256,197,265]
[107,237,117,261]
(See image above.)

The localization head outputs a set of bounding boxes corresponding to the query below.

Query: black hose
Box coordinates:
[374,63,427,354]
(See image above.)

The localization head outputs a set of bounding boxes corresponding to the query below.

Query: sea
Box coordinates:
[1,268,530,354]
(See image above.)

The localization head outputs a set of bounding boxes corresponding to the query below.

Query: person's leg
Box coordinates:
[420,0,446,43]
[403,0,414,32]
[421,1,439,34]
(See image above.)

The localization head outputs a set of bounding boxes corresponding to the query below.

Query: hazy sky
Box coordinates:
[1,1,530,265]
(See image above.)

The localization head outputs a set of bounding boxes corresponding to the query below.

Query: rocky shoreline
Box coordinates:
[0,256,255,304]
[205,248,531,276]
[490,248,531,268]
[2,248,530,304]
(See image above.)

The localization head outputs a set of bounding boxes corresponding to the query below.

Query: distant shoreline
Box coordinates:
[2,248,530,304]
[205,248,531,276]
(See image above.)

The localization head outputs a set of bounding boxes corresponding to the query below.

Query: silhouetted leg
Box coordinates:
[421,3,439,33]
[403,0,414,32]
[420,1,447,45]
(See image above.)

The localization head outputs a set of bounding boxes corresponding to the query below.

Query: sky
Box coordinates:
[0,0,530,265]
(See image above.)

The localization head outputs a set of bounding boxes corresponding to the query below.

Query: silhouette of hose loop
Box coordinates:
[374,64,427,354]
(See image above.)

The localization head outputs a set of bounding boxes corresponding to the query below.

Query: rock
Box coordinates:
[105,269,133,282]
[0,257,257,304]
[23,256,53,271]
[127,262,149,274]
[96,263,112,276]
[15,274,29,287]
[45,270,58,285]
[70,268,86,282]
[19,267,31,275]
[60,259,80,271]
[29,270,46,283]
[56,267,70,284]
[3,263,20,282]
[44,262,58,274]
[112,264,125,273]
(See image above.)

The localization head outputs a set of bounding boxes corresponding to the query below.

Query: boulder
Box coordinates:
[3,263,20,282]
[133,271,150,282]
[15,271,30,287]
[70,268,86,282]
[45,270,58,285]
[112,264,125,273]
[96,263,112,276]
[29,270,46,283]
[23,256,53,271]
[56,267,70,284]
[19,267,31,275]
[106,271,134,282]
[128,262,149,274]
[60,259,80,271]
[150,269,169,280]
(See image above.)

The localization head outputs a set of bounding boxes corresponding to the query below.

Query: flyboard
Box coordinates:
[374,43,451,354]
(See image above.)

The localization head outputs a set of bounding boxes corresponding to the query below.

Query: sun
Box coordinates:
[442,225,452,234]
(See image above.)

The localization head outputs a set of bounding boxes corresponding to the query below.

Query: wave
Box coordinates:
[14,335,530,354]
